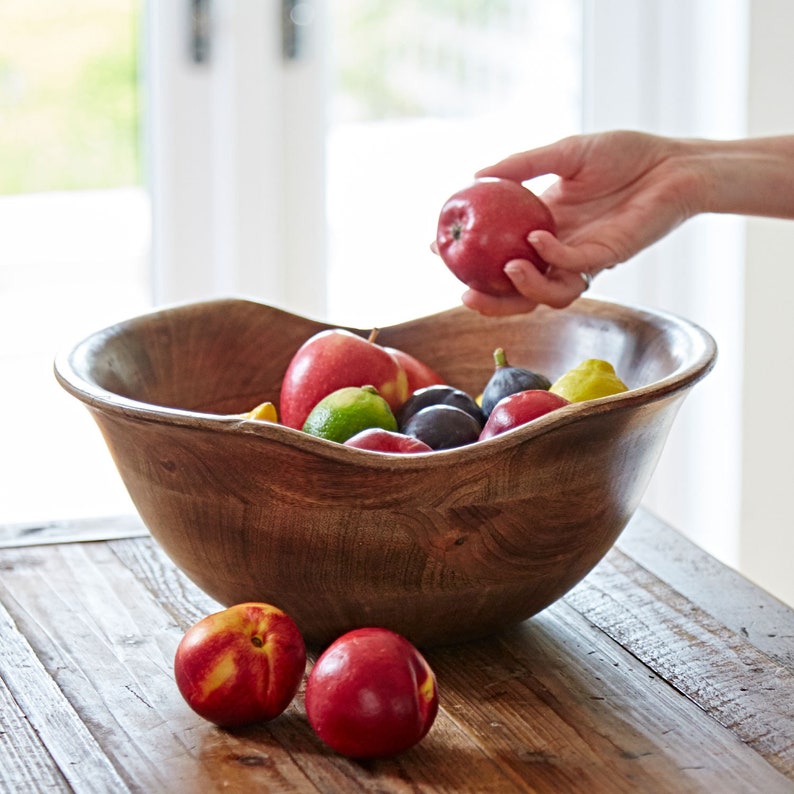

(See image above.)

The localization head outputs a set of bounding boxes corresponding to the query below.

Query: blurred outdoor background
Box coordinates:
[1,0,582,522]
[0,0,150,521]
[1,1,792,609]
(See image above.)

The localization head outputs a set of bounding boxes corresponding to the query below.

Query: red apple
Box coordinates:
[436,177,556,296]
[280,329,410,430]
[384,347,445,392]
[343,428,433,454]
[305,628,439,759]
[173,602,306,728]
[479,389,570,440]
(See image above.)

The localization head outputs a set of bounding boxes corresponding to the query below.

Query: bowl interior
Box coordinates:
[59,296,715,423]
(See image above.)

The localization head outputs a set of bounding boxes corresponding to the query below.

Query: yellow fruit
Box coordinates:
[549,359,628,402]
[302,385,397,443]
[241,401,279,422]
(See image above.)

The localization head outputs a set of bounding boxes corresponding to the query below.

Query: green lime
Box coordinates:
[549,359,628,402]
[302,385,398,443]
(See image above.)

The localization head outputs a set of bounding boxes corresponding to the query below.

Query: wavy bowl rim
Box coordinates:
[53,296,718,469]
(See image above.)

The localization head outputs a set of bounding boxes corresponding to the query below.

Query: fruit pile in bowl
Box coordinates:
[54,297,716,647]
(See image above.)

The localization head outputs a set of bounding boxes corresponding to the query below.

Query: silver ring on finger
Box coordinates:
[580,271,594,291]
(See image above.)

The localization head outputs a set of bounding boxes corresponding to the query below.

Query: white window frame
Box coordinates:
[144,1,327,318]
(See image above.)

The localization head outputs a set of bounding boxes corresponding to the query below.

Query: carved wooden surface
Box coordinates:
[53,298,717,647]
[0,508,792,793]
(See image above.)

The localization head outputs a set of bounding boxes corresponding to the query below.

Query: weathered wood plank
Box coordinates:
[113,536,794,793]
[617,509,794,669]
[0,593,131,792]
[0,513,148,548]
[107,537,549,792]
[566,547,794,779]
[430,603,794,794]
[1,514,793,793]
[0,541,533,792]
[0,671,71,793]
[0,542,302,793]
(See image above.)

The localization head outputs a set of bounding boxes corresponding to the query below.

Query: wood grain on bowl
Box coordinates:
[55,298,716,647]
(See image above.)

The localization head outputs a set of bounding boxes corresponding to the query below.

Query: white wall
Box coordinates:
[586,0,794,607]
[584,0,747,566]
[740,0,794,605]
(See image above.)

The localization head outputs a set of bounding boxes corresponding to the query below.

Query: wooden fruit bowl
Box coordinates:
[55,298,716,647]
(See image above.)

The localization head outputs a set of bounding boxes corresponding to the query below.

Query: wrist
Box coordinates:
[687,136,794,219]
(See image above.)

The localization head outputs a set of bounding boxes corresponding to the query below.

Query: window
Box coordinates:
[325,1,583,327]
[2,2,583,525]
[0,1,149,523]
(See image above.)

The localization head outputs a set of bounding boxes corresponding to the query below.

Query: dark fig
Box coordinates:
[480,348,551,417]
[397,384,484,429]
[401,404,482,450]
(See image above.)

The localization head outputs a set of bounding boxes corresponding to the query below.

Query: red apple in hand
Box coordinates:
[479,389,570,440]
[280,329,410,430]
[305,628,439,759]
[173,602,306,728]
[344,428,433,454]
[436,177,556,296]
[384,347,445,392]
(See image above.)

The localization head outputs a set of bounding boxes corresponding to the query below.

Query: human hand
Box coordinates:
[459,130,703,315]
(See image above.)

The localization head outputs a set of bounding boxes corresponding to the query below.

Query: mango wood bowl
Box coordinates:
[55,297,716,647]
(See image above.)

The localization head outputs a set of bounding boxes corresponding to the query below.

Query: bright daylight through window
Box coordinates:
[0,1,149,523]
[326,1,582,327]
[0,1,583,525]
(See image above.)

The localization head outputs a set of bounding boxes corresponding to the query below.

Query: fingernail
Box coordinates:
[504,261,525,283]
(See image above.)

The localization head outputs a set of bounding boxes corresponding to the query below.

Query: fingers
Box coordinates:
[462,258,589,316]
[432,229,599,315]
[504,259,588,308]
[527,230,617,273]
[461,289,538,317]
[461,289,540,317]
[475,136,582,183]
[475,150,553,183]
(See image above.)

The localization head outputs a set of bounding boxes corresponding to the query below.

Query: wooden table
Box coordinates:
[1,508,792,793]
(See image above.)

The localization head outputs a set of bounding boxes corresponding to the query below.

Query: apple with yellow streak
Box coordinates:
[384,346,445,392]
[279,329,410,430]
[173,602,306,727]
[305,627,439,758]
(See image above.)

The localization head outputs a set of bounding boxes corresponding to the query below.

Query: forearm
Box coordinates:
[685,136,794,219]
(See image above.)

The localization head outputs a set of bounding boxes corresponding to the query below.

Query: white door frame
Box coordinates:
[144,0,327,318]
